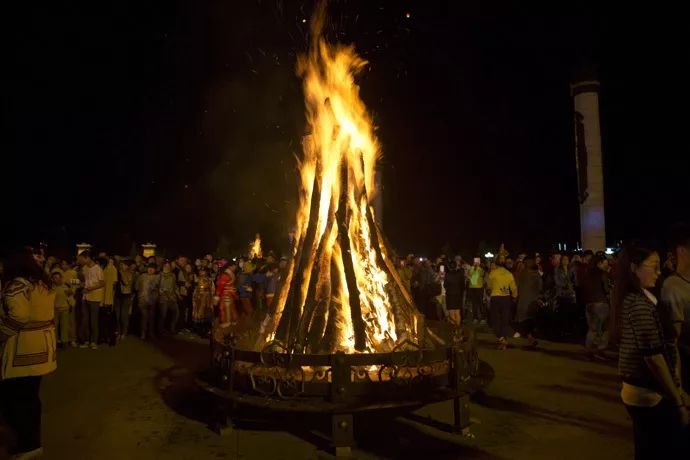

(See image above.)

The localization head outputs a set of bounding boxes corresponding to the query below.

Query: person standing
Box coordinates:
[177,263,194,332]
[77,251,104,349]
[583,254,611,360]
[60,261,79,347]
[662,224,690,394]
[467,258,486,324]
[444,261,464,326]
[488,259,518,350]
[575,250,594,306]
[515,257,542,348]
[158,262,179,335]
[115,261,135,340]
[554,254,578,338]
[237,262,255,318]
[215,262,238,327]
[136,264,160,340]
[192,266,214,336]
[101,257,118,346]
[265,264,279,310]
[615,246,689,458]
[51,271,72,347]
[0,247,57,458]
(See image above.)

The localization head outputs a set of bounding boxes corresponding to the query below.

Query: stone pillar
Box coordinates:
[571,79,606,252]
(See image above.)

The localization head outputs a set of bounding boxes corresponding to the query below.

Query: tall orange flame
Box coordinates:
[264,3,418,353]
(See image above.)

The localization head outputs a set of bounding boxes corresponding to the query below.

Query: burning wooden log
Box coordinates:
[335,162,367,352]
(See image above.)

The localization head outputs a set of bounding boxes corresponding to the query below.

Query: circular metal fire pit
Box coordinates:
[198,320,492,457]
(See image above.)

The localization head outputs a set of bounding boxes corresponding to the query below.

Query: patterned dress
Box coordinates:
[192,275,214,328]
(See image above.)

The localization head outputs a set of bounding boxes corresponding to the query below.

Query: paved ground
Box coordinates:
[40,330,633,459]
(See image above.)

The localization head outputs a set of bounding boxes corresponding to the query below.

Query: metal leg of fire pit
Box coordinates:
[452,394,471,434]
[331,413,354,458]
[213,402,236,436]
[451,345,472,435]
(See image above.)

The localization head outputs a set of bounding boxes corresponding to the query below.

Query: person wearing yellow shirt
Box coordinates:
[488,260,518,350]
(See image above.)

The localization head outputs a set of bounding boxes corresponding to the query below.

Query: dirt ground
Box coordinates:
[38,330,633,459]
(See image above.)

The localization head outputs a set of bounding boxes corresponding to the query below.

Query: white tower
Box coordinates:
[571,79,606,252]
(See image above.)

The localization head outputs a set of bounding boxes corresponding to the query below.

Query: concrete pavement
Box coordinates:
[39,331,633,459]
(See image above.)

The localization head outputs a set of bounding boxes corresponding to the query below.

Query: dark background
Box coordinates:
[5,1,688,259]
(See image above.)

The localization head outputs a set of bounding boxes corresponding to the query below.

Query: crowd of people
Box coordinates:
[1,223,688,458]
[25,250,291,350]
[0,245,290,457]
[397,249,621,355]
[391,226,690,457]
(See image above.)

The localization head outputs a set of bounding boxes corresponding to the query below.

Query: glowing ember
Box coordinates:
[255,2,421,354]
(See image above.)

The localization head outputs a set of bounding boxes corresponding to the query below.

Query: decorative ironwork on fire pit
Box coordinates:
[198,3,492,457]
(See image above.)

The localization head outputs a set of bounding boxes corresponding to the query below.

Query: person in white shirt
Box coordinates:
[77,250,104,349]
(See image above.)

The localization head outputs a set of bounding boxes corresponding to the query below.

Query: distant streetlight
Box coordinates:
[142,243,157,258]
[484,251,494,259]
[76,243,92,257]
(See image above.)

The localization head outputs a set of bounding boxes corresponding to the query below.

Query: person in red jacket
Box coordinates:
[214,261,238,327]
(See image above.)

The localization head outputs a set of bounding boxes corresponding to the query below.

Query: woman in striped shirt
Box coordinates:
[614,246,689,459]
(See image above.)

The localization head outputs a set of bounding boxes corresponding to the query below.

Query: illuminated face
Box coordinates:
[635,252,661,289]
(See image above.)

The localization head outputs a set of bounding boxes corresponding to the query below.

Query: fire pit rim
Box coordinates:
[221,343,455,368]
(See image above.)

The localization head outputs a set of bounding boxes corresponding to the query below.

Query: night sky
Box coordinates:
[5,1,688,258]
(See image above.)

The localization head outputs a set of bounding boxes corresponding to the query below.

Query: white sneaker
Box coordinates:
[513,332,521,338]
[90,342,98,350]
[69,341,78,348]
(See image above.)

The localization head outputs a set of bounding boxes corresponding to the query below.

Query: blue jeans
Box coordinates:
[585,302,609,351]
